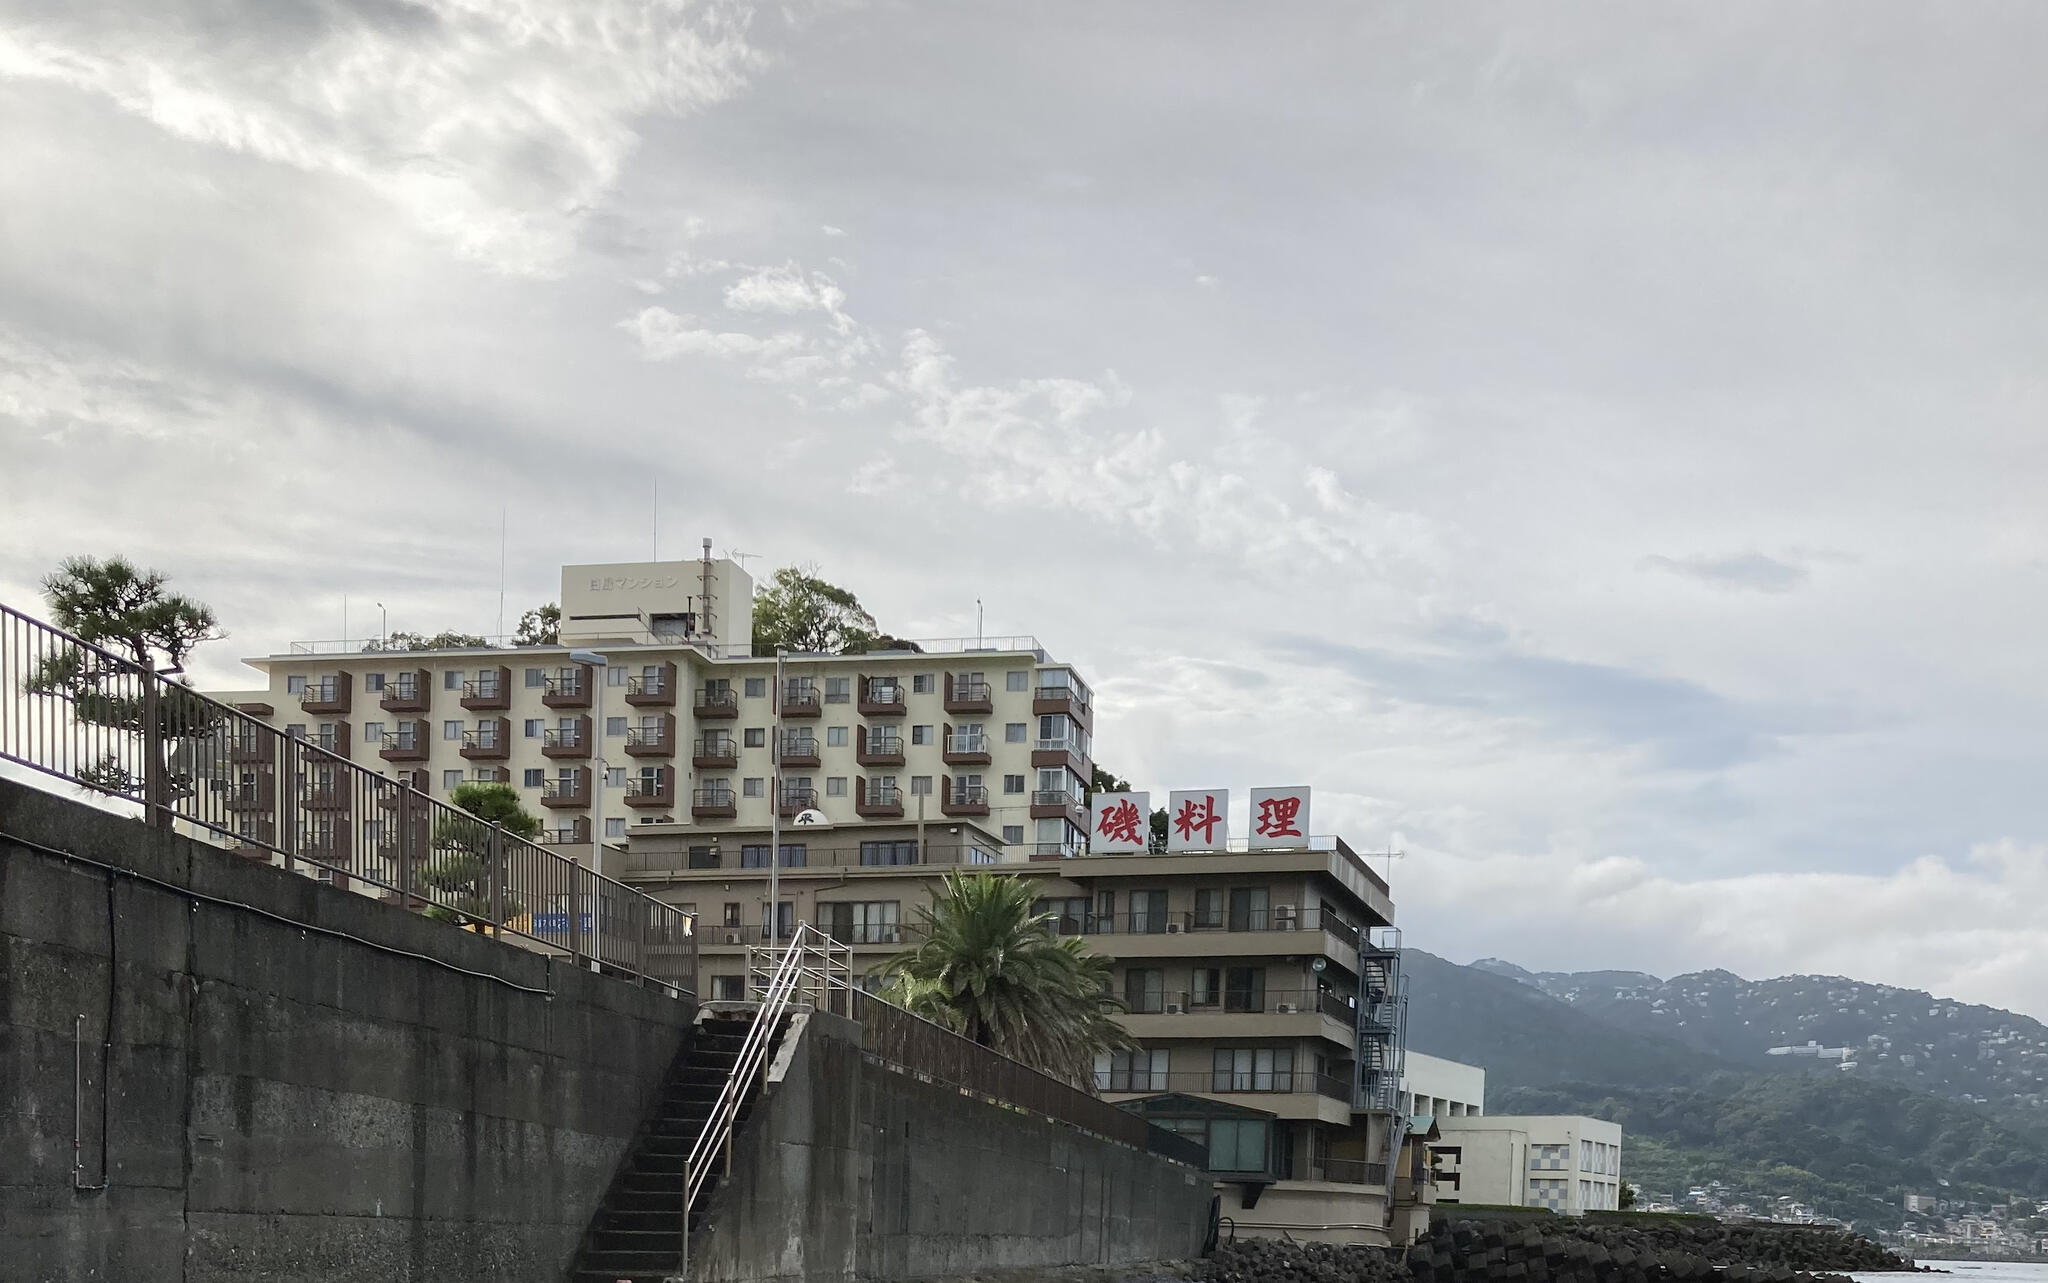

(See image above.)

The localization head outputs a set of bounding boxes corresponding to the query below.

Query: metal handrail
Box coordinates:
[683,925,851,1232]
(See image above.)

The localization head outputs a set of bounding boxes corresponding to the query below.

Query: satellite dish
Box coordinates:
[792,808,830,828]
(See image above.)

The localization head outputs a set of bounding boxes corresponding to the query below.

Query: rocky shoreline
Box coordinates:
[1186,1217,1925,1283]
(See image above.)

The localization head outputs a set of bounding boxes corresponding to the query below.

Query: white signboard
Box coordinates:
[1166,788,1230,852]
[1248,785,1311,849]
[1089,791,1150,853]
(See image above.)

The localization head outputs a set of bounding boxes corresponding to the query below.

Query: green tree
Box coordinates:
[882,872,1136,1088]
[752,567,879,654]
[367,629,490,652]
[1619,1180,1638,1210]
[420,782,539,927]
[29,556,224,811]
[515,603,560,647]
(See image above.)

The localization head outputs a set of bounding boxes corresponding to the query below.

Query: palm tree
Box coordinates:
[881,871,1136,1088]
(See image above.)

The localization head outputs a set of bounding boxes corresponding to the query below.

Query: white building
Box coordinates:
[1433,1114,1624,1214]
[1401,1051,1486,1120]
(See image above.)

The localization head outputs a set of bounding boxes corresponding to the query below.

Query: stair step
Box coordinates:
[591,1228,685,1252]
[579,1249,681,1273]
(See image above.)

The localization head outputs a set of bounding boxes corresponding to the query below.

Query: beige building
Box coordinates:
[205,552,1097,878]
[1432,1114,1624,1214]
[1401,1051,1486,1120]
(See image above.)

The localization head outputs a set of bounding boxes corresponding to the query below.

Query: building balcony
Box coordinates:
[298,777,352,812]
[1031,738,1089,773]
[1029,788,1084,821]
[692,736,738,769]
[780,688,821,719]
[625,715,677,757]
[778,786,819,817]
[940,779,988,817]
[693,688,738,719]
[542,717,593,759]
[459,666,512,712]
[1031,685,1089,724]
[941,731,990,766]
[221,729,274,765]
[623,769,675,808]
[691,787,737,819]
[543,816,591,846]
[540,770,591,809]
[298,674,351,715]
[777,734,821,769]
[378,726,428,762]
[855,778,903,818]
[378,769,430,799]
[624,662,677,707]
[943,674,993,715]
[308,724,351,756]
[460,719,511,761]
[379,669,431,713]
[858,678,906,717]
[855,727,905,767]
[220,778,275,811]
[542,666,595,709]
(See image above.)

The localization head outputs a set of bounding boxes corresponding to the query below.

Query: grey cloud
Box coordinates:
[1643,552,1810,593]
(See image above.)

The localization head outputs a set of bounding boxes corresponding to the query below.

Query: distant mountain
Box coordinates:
[1400,950,2048,1227]
[1469,960,2048,1113]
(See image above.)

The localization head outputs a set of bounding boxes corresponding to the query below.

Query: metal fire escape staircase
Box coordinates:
[1354,927,1410,1213]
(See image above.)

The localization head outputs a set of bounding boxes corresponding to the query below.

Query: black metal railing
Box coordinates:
[694,688,737,712]
[543,726,582,748]
[1317,1159,1390,1187]
[691,787,736,809]
[1032,788,1077,808]
[948,783,988,805]
[1129,988,1359,1020]
[865,784,902,806]
[0,601,694,994]
[626,724,669,749]
[850,988,1206,1170]
[1094,1070,1353,1102]
[626,673,665,696]
[948,678,991,702]
[1067,906,1360,943]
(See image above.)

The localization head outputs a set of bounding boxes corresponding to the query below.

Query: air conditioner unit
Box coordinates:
[725,931,744,945]
[1165,921,1184,934]
[1275,1002,1299,1015]
[1165,1002,1183,1014]
[1273,904,1299,929]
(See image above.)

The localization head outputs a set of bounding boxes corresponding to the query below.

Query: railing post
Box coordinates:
[140,672,169,829]
[279,737,298,875]
[488,821,506,939]
[397,783,416,908]
[636,897,650,988]
[568,863,586,965]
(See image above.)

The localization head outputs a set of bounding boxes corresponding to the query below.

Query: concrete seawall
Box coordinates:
[691,1009,1213,1283]
[0,777,696,1282]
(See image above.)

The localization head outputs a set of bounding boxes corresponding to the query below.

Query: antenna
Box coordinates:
[652,477,658,561]
[727,548,760,570]
[699,537,717,645]
[1378,847,1407,883]
[976,598,983,648]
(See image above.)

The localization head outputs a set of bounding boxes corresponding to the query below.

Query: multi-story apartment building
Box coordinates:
[204,553,1097,877]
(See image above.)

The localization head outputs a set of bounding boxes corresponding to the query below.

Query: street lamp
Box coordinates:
[569,649,607,878]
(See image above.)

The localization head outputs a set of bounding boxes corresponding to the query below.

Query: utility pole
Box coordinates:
[769,648,786,962]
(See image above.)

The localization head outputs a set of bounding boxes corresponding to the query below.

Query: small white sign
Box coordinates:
[1249,786,1310,849]
[791,808,832,828]
[1166,788,1230,852]
[1089,791,1150,853]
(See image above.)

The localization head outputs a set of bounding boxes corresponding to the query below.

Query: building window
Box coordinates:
[523,768,544,787]
[859,840,919,867]
[1190,968,1221,1008]
[362,720,384,744]
[712,975,745,1001]
[744,677,766,698]
[743,727,766,748]
[605,767,625,788]
[825,725,848,748]
[1002,824,1024,844]
[912,673,935,694]
[909,775,932,796]
[1208,1119,1270,1173]
[743,777,764,797]
[525,668,545,688]
[1212,1047,1293,1092]
[603,716,625,737]
[444,671,462,690]
[1006,670,1029,692]
[606,817,627,838]
[1124,968,1165,1014]
[1093,1049,1168,1093]
[911,724,932,746]
[824,676,851,703]
[1005,722,1026,743]
[608,664,628,687]
[442,720,463,741]
[441,769,463,789]
[363,673,386,692]
[523,718,543,738]
[815,900,899,945]
[1003,774,1024,794]
[283,674,306,695]
[826,777,847,797]
[741,843,808,868]
[1193,889,1226,930]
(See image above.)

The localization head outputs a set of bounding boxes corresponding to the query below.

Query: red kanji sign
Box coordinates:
[1249,786,1311,848]
[1171,793,1224,848]
[1090,791,1150,852]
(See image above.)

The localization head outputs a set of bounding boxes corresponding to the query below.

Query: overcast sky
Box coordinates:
[5,2,2047,1015]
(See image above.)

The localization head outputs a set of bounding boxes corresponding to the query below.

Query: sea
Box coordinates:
[1860,1265,2048,1283]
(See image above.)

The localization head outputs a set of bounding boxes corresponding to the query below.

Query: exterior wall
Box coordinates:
[1402,1051,1486,1118]
[1434,1115,1623,1215]
[691,1010,1211,1283]
[0,775,695,1283]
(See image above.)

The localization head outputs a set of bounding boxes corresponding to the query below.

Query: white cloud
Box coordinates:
[0,1,764,275]
[724,263,849,323]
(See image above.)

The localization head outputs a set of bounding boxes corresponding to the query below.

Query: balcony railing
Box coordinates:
[1093,1071,1354,1102]
[944,733,988,755]
[859,682,905,715]
[866,785,902,807]
[1060,906,1360,946]
[1031,789,1077,808]
[780,688,821,717]
[777,735,820,764]
[1317,1159,1390,1187]
[949,783,988,805]
[543,727,583,749]
[1123,988,1359,1021]
[461,729,501,751]
[626,723,673,754]
[778,786,819,814]
[694,688,738,717]
[692,737,738,767]
[690,787,737,817]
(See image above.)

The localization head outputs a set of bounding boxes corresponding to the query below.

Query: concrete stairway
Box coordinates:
[567,1012,777,1283]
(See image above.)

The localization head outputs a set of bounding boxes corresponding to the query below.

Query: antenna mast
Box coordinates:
[699,538,717,646]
